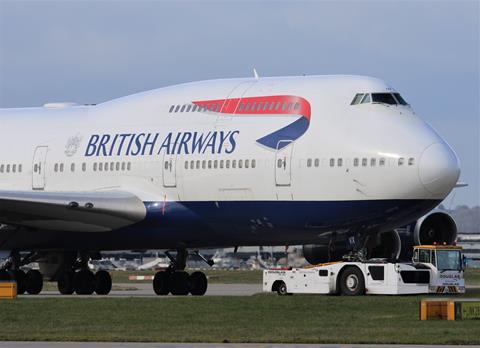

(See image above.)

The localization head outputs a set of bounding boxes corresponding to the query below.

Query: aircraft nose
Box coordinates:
[419,142,460,195]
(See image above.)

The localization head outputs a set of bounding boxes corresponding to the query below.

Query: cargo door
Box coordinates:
[275,140,293,186]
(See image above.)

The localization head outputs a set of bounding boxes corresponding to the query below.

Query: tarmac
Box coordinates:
[1,343,479,348]
[20,283,262,298]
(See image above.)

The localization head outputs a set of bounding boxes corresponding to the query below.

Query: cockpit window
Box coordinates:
[393,93,408,105]
[351,93,364,105]
[361,93,371,104]
[372,93,397,105]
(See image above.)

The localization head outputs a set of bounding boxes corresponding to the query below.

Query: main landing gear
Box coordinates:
[0,252,44,295]
[56,254,112,295]
[153,249,210,296]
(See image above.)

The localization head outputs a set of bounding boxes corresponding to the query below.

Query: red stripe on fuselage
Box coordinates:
[192,95,311,122]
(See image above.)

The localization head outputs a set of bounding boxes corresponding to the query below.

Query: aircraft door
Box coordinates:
[275,140,293,186]
[32,146,48,190]
[162,152,177,187]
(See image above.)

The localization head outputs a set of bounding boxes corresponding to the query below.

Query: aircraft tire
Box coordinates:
[170,271,190,296]
[153,271,170,295]
[12,269,26,295]
[189,271,208,296]
[74,269,95,295]
[57,271,75,295]
[94,270,112,295]
[25,270,43,295]
[339,267,365,296]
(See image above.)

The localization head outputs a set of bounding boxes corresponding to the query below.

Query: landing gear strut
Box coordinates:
[153,249,210,296]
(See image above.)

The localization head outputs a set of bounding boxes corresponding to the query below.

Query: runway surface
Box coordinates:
[20,283,480,298]
[20,283,262,297]
[1,344,479,348]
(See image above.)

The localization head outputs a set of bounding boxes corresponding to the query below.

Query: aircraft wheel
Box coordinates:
[94,270,112,295]
[57,271,75,295]
[339,267,365,296]
[189,271,208,296]
[277,281,288,296]
[153,271,170,295]
[12,270,26,295]
[74,269,95,295]
[25,270,43,295]
[170,271,190,296]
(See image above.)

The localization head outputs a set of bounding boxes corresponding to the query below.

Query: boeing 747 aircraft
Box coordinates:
[0,75,461,296]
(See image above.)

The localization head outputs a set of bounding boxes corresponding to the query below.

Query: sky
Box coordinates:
[0,0,478,207]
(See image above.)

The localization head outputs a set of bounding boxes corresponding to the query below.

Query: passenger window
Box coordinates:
[277,159,283,168]
[408,157,415,166]
[362,158,367,167]
[238,103,245,111]
[185,161,188,169]
[379,158,386,166]
[60,163,64,172]
[275,102,281,110]
[6,164,10,173]
[192,105,198,112]
[54,163,59,172]
[93,163,98,171]
[121,162,126,171]
[99,163,103,171]
[370,158,376,167]
[232,160,237,169]
[169,105,175,113]
[71,163,75,172]
[186,105,192,112]
[245,102,251,111]
[0,165,3,173]
[220,160,224,169]
[174,105,180,113]
[263,102,269,111]
[115,162,120,171]
[251,102,257,111]
[398,157,404,166]
[245,159,249,168]
[202,160,206,169]
[329,158,335,167]
[18,164,22,173]
[294,102,300,110]
[287,102,293,111]
[252,159,256,168]
[314,159,320,167]
[214,160,218,169]
[179,105,185,112]
[208,160,212,169]
[307,159,312,167]
[256,102,263,111]
[351,94,364,105]
[281,103,287,111]
[104,162,109,171]
[127,162,131,171]
[12,164,16,173]
[354,158,359,167]
[196,160,200,169]
[337,158,343,167]
[226,160,230,169]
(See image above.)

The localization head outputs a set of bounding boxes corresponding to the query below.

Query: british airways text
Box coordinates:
[85,131,240,157]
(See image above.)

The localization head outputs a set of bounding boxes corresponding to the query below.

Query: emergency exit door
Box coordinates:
[32,146,48,190]
[275,140,293,186]
[163,153,177,187]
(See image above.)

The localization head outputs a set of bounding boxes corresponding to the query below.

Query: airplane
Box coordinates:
[0,74,462,296]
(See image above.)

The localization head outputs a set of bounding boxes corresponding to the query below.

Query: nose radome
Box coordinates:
[419,142,460,195]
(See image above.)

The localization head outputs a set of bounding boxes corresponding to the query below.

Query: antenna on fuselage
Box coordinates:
[253,68,259,80]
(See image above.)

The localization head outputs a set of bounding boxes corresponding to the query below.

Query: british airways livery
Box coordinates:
[0,75,461,296]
